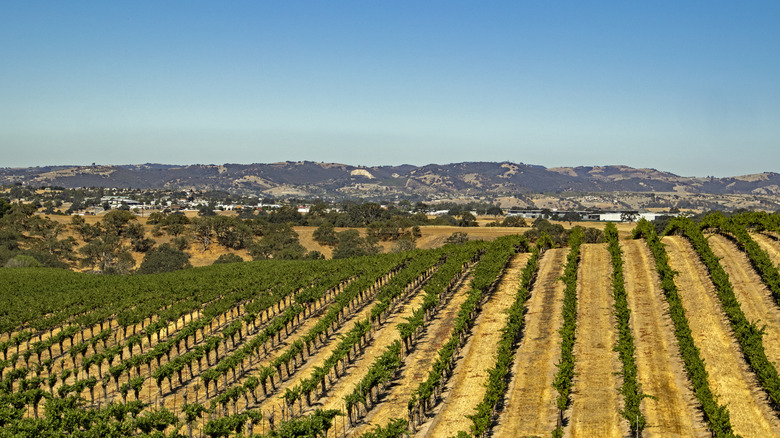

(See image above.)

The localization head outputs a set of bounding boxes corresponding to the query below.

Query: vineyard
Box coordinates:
[3,213,780,437]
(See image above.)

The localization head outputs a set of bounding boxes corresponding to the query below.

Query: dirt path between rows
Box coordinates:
[349,272,478,436]
[305,269,475,423]
[621,239,708,438]
[565,243,626,438]
[492,248,566,438]
[708,234,780,369]
[156,287,355,417]
[664,236,780,436]
[416,253,530,437]
[244,281,417,423]
[751,232,780,266]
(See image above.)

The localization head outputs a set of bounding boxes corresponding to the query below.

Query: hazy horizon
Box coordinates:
[4,160,776,180]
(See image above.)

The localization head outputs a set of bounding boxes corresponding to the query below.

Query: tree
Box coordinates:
[561,212,582,224]
[172,236,190,251]
[78,235,135,274]
[391,238,416,253]
[126,223,155,252]
[444,232,469,245]
[249,223,307,260]
[332,229,381,259]
[313,223,338,246]
[101,210,136,236]
[581,226,605,243]
[26,216,76,262]
[344,202,386,226]
[524,218,568,247]
[197,203,216,216]
[210,216,253,249]
[457,212,478,227]
[502,216,528,227]
[70,215,101,241]
[486,206,503,216]
[146,211,167,225]
[162,213,190,237]
[137,243,192,274]
[190,217,213,252]
[212,253,244,265]
[0,198,10,218]
[267,205,303,224]
[413,202,429,213]
[620,211,639,223]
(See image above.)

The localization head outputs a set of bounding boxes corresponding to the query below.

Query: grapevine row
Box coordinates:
[605,222,645,434]
[633,219,736,436]
[344,235,523,428]
[551,228,583,438]
[209,249,439,417]
[460,234,547,437]
[667,217,780,407]
[702,212,780,306]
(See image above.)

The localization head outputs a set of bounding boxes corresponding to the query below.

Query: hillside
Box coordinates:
[3,161,780,199]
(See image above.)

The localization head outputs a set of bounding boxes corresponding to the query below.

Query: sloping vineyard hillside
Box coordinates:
[4,213,780,437]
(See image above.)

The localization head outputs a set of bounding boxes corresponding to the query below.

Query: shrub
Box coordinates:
[212,253,244,265]
[4,254,42,268]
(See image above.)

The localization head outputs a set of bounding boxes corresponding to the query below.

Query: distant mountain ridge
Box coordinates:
[2,161,779,199]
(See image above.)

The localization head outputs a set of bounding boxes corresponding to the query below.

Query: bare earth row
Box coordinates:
[431,235,780,437]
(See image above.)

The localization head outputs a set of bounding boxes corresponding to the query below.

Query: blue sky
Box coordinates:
[1,1,779,177]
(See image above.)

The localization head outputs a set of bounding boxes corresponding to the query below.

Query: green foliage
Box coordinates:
[4,254,43,268]
[249,223,308,260]
[605,223,645,434]
[457,211,478,227]
[502,215,527,227]
[137,243,192,274]
[212,253,244,265]
[78,234,136,274]
[209,215,254,249]
[346,239,522,426]
[0,197,11,218]
[359,418,408,438]
[211,253,411,405]
[550,228,583,437]
[560,211,582,223]
[332,229,381,259]
[581,226,605,243]
[523,218,568,247]
[312,222,338,246]
[171,236,189,251]
[344,341,403,413]
[444,232,469,245]
[159,212,191,237]
[461,237,542,436]
[190,216,214,252]
[135,406,179,434]
[101,210,138,237]
[263,408,342,437]
[390,238,416,253]
[0,204,76,268]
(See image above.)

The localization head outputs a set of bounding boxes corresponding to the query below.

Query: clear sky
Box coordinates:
[2,1,779,177]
